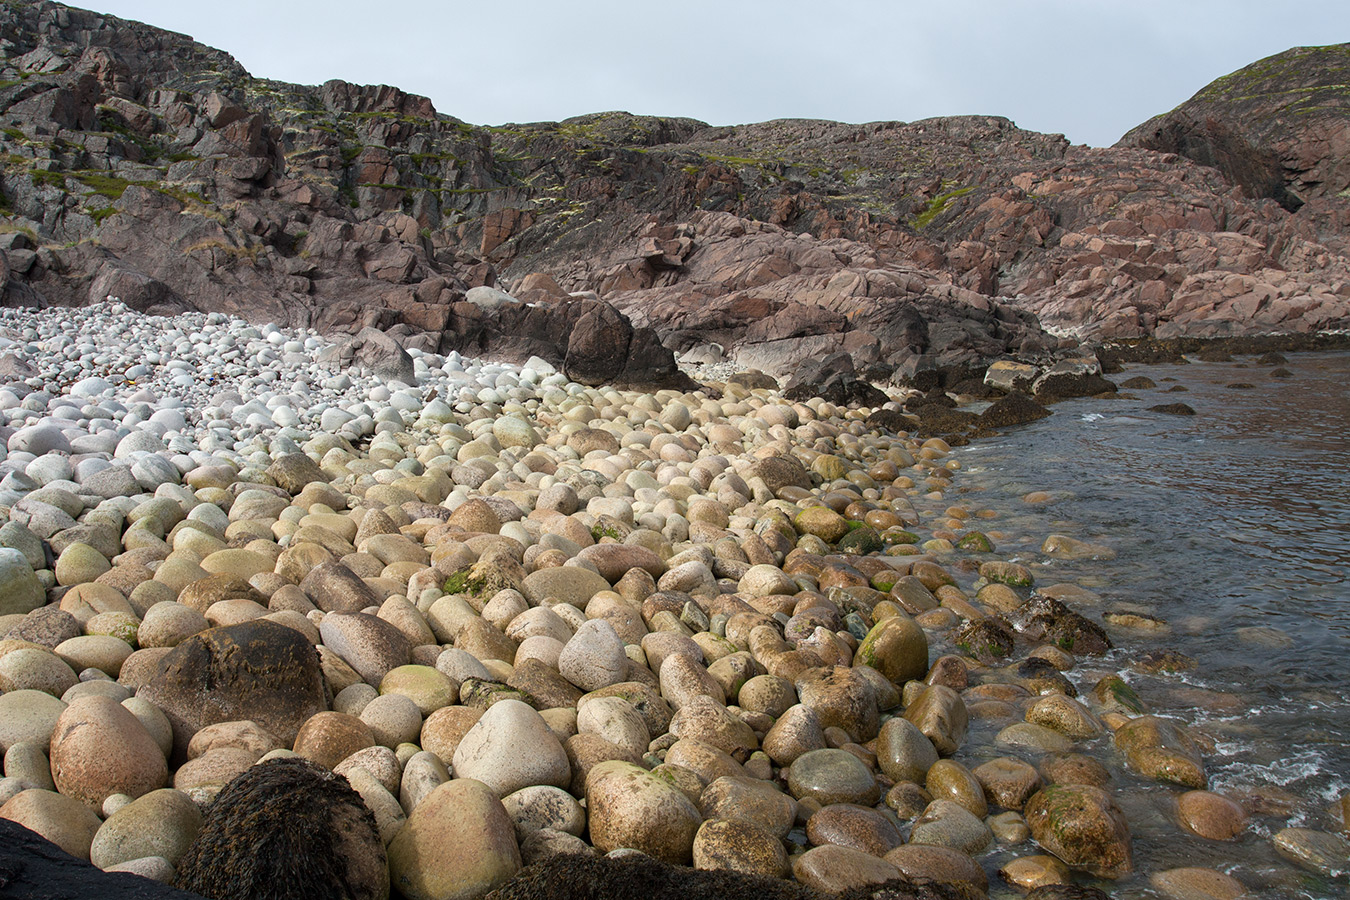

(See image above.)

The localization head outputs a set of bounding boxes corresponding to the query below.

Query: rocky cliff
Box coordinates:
[1,2,1347,386]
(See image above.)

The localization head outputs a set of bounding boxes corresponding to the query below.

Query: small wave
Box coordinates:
[1213,746,1330,788]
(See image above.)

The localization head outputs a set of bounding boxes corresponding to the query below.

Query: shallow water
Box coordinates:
[953,352,1350,898]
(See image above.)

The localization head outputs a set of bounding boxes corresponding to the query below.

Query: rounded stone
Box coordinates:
[855,613,928,685]
[698,775,797,840]
[0,548,47,616]
[577,696,650,758]
[1026,693,1103,739]
[186,720,282,761]
[49,694,168,812]
[0,788,102,860]
[1177,790,1247,841]
[973,756,1043,811]
[925,758,988,818]
[737,564,798,598]
[787,748,879,807]
[137,602,209,649]
[692,817,790,878]
[807,803,903,856]
[360,692,424,749]
[875,715,939,784]
[558,618,628,692]
[997,853,1073,891]
[794,507,850,543]
[908,800,992,855]
[321,612,413,687]
[388,778,522,900]
[500,784,586,836]
[792,843,900,893]
[761,703,827,767]
[293,711,376,771]
[585,759,702,864]
[885,843,990,891]
[452,699,571,797]
[1149,867,1249,900]
[89,787,201,869]
[0,689,68,751]
[54,542,112,587]
[379,665,456,716]
[53,635,133,679]
[0,647,79,697]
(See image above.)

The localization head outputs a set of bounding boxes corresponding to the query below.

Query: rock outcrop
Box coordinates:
[1120,44,1350,212]
[0,3,1347,382]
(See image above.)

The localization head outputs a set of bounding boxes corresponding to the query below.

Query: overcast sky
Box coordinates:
[88,1,1347,147]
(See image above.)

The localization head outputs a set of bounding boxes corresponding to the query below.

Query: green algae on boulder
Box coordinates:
[1113,715,1207,788]
[854,613,929,685]
[1024,784,1133,879]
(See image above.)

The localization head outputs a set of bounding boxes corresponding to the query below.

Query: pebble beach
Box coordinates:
[0,303,1346,900]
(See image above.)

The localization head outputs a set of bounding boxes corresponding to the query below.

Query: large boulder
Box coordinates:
[176,757,388,900]
[136,620,329,760]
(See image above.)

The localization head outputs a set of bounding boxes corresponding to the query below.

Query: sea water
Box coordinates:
[955,352,1349,898]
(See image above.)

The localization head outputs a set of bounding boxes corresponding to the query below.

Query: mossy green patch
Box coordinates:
[913,185,974,229]
[957,531,995,552]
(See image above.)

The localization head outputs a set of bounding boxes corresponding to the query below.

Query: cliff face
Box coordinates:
[1119,44,1350,210]
[1,2,1347,384]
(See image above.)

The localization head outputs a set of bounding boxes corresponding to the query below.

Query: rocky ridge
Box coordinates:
[0,4,1347,387]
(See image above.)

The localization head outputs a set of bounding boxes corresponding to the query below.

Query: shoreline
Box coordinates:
[0,304,1346,899]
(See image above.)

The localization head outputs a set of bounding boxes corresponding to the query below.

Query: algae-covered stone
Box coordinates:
[979,560,1033,587]
[692,817,790,878]
[177,757,389,900]
[1114,715,1206,788]
[1024,784,1132,879]
[585,759,702,864]
[854,613,928,685]
[0,548,45,616]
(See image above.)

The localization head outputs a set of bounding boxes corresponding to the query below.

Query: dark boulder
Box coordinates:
[1149,403,1196,416]
[136,620,329,760]
[483,851,971,900]
[176,757,387,900]
[1011,596,1112,656]
[0,818,204,900]
[977,392,1050,429]
[1033,359,1118,402]
[863,409,916,435]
